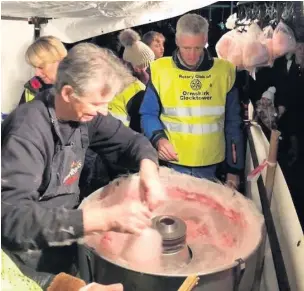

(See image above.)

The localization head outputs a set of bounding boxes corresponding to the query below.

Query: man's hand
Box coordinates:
[83,200,152,235]
[226,173,240,190]
[139,159,167,209]
[156,138,178,162]
[79,282,123,291]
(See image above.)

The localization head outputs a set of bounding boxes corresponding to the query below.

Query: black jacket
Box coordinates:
[1,90,158,251]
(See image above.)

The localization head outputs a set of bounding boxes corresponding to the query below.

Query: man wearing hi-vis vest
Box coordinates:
[140,13,244,189]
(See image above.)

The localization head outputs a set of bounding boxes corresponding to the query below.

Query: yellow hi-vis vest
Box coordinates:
[150,57,236,167]
[25,88,35,103]
[1,250,42,291]
[109,80,145,126]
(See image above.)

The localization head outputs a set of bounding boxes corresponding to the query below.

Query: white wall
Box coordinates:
[1,20,34,114]
[42,0,214,44]
[245,104,304,291]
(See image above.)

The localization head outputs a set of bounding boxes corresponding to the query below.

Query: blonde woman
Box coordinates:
[20,36,67,104]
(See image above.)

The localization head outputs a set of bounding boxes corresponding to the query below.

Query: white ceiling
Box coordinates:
[1,1,216,43]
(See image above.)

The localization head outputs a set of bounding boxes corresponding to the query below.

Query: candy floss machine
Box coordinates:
[78,167,264,291]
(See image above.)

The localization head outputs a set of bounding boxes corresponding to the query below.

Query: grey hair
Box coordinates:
[54,43,135,97]
[176,13,209,38]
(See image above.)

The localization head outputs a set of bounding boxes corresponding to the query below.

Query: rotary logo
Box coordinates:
[190,79,202,91]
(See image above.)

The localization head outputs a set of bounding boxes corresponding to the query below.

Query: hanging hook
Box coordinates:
[270,2,276,20]
[240,5,245,20]
[252,3,259,20]
[265,2,271,19]
[208,7,212,22]
[257,4,267,27]
[282,2,294,22]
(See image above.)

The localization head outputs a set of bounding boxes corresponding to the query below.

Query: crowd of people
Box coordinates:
[1,8,303,291]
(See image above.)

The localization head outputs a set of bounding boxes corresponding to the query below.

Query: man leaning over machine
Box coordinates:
[1,43,166,290]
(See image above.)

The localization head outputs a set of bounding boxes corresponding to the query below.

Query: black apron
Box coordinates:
[11,95,89,289]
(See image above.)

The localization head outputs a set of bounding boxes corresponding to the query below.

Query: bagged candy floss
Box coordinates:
[242,24,271,76]
[216,29,237,60]
[226,30,245,69]
[262,25,275,66]
[272,21,297,58]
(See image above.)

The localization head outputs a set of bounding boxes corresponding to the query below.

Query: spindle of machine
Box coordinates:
[152,215,192,264]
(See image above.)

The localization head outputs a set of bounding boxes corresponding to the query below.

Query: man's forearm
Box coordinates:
[1,202,84,251]
[140,158,159,174]
[125,133,159,166]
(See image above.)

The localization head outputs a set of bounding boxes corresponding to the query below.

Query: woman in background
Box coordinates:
[142,31,165,59]
[119,28,155,85]
[20,36,67,104]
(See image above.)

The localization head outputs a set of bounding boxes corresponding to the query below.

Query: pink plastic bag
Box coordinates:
[243,24,270,72]
[262,26,275,66]
[247,23,263,39]
[263,25,274,39]
[272,21,297,58]
[215,30,236,60]
[226,30,245,69]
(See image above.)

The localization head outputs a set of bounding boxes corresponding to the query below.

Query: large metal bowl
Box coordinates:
[78,239,261,291]
[78,170,263,291]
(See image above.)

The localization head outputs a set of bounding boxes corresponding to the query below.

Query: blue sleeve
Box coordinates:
[225,87,244,173]
[139,82,166,145]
